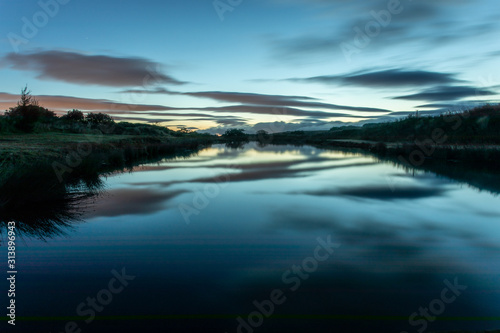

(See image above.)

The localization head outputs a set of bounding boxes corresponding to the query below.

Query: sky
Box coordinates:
[0,0,499,133]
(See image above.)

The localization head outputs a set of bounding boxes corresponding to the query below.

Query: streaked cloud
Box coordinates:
[288,69,462,88]
[0,92,177,113]
[393,85,497,102]
[1,50,185,87]
[269,0,496,62]
[119,88,391,114]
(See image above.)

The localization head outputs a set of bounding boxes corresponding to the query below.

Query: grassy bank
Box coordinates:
[0,132,215,237]
[0,132,215,166]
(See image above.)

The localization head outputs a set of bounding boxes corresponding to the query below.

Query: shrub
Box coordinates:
[4,86,56,132]
[86,112,114,125]
[61,109,85,122]
[223,128,247,139]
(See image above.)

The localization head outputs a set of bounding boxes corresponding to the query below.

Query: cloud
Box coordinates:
[393,85,497,102]
[288,69,462,88]
[0,92,178,113]
[122,88,391,114]
[0,91,380,125]
[117,88,393,122]
[2,50,185,87]
[199,118,367,134]
[190,91,391,113]
[268,0,495,62]
[197,105,381,118]
[0,90,386,130]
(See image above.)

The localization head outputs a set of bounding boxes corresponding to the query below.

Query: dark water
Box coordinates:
[2,143,500,333]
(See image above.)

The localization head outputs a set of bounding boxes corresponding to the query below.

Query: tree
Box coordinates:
[18,85,38,107]
[4,86,55,132]
[86,112,114,124]
[178,127,191,134]
[256,129,271,143]
[222,129,248,148]
[222,128,247,139]
[61,109,85,122]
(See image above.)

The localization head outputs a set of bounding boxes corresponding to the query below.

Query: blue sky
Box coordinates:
[0,0,499,133]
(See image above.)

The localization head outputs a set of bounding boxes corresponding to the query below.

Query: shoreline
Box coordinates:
[2,132,500,179]
[0,132,216,167]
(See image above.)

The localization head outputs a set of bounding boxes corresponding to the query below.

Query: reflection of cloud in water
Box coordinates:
[293,185,449,200]
[187,162,374,183]
[269,208,500,273]
[240,208,492,332]
[389,171,454,186]
[127,156,374,187]
[83,188,186,219]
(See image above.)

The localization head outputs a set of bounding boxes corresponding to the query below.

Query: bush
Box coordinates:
[223,128,247,139]
[0,116,15,133]
[4,87,56,132]
[86,112,114,125]
[61,109,85,122]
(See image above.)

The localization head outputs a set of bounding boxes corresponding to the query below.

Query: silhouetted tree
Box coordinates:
[223,128,247,139]
[86,112,114,124]
[61,109,85,122]
[178,127,191,134]
[4,86,55,132]
[256,129,271,144]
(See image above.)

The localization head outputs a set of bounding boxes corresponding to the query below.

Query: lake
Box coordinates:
[3,143,500,333]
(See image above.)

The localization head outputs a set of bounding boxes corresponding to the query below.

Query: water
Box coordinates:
[3,143,500,332]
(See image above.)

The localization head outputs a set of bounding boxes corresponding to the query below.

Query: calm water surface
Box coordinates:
[4,143,500,332]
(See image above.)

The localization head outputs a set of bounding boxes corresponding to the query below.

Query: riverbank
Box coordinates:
[0,132,217,231]
[266,132,500,170]
[0,132,216,167]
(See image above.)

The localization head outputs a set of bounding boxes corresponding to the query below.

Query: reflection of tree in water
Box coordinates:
[0,161,104,240]
[225,141,247,149]
[374,153,500,196]
[0,147,203,240]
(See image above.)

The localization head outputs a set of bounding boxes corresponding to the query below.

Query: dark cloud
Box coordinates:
[188,91,391,115]
[0,91,383,128]
[122,88,390,113]
[120,87,174,94]
[393,85,497,102]
[197,105,381,118]
[201,118,358,134]
[268,0,493,62]
[118,88,392,119]
[289,69,461,88]
[2,50,185,87]
[113,113,249,125]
